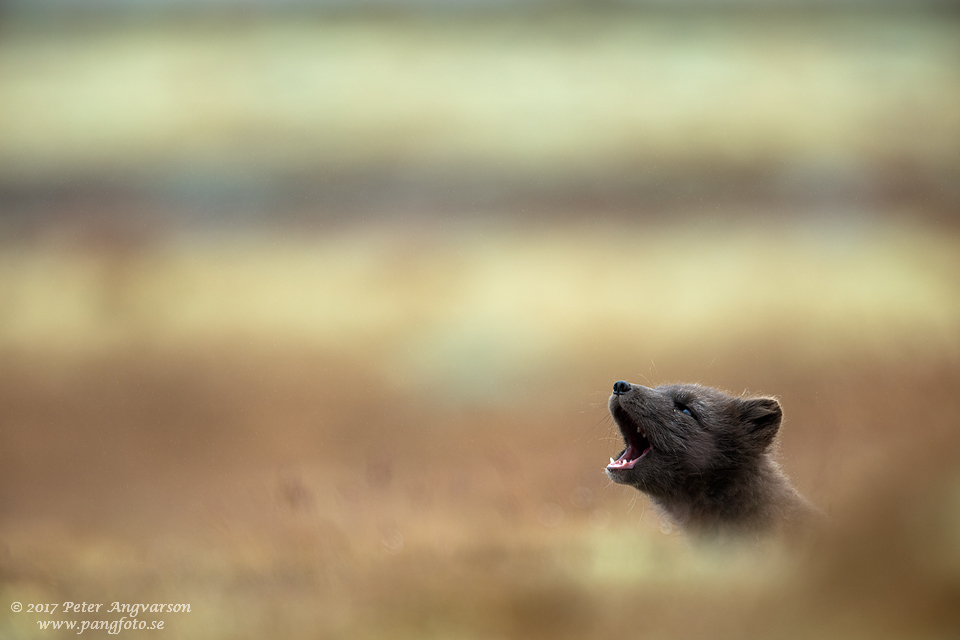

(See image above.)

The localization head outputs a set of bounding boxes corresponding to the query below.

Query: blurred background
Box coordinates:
[1,0,959,638]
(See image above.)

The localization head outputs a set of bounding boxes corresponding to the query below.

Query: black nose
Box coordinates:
[613,380,631,395]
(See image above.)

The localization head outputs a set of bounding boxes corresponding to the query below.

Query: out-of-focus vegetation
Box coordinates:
[2,12,958,213]
[1,222,959,392]
[5,15,960,178]
[1,5,959,640]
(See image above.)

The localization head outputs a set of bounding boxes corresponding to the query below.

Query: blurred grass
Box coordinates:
[1,218,958,398]
[0,217,959,639]
[1,14,958,184]
[0,340,958,640]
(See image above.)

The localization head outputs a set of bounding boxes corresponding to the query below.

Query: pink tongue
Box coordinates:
[607,444,641,470]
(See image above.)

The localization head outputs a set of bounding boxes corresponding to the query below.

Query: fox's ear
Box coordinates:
[736,397,782,449]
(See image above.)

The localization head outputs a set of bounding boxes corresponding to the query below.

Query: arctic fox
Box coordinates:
[606,381,815,536]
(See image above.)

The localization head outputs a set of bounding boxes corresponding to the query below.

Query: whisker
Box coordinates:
[627,491,639,513]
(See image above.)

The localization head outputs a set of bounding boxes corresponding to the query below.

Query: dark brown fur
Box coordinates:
[606,382,815,537]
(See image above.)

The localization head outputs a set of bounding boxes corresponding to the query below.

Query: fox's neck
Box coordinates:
[654,454,802,535]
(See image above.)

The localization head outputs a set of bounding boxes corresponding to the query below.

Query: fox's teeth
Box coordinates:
[610,457,615,465]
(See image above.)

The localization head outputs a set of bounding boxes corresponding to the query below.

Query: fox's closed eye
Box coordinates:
[675,403,693,417]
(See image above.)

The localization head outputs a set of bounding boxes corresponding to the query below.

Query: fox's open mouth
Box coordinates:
[607,405,652,471]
